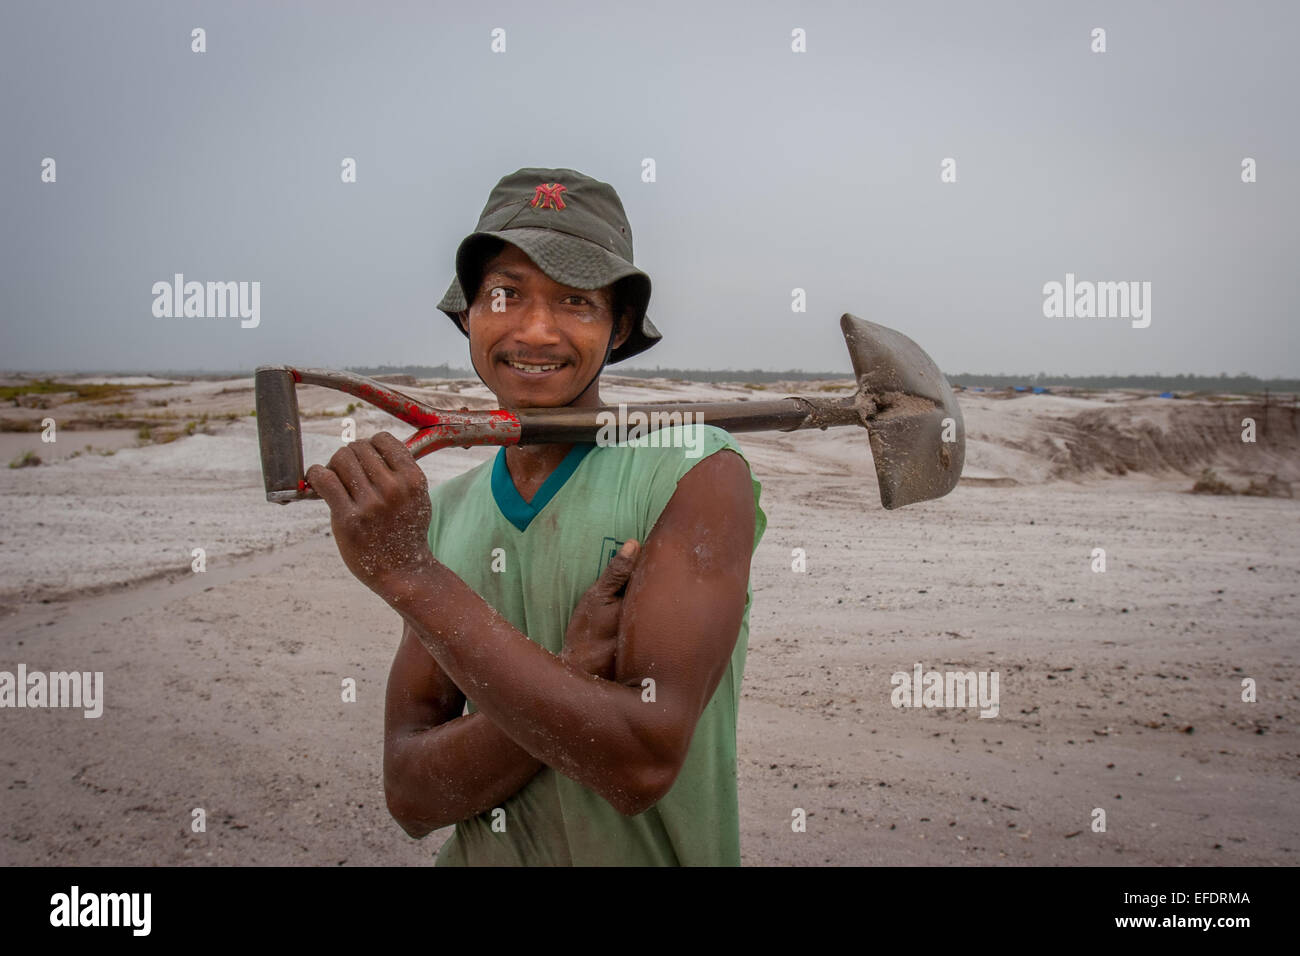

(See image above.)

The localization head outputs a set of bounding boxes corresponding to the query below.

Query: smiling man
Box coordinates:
[307,167,766,866]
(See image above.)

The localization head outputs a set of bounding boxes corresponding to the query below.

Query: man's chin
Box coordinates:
[502,395,564,410]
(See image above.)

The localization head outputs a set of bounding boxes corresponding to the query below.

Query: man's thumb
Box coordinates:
[601,539,639,586]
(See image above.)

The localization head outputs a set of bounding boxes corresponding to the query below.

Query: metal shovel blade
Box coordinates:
[841,313,965,509]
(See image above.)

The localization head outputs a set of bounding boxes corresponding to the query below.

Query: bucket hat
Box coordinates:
[436,167,660,364]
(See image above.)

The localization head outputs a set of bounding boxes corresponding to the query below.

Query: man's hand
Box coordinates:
[305,432,434,597]
[561,539,640,680]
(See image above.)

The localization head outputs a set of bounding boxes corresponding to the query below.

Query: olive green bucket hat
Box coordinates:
[436,167,660,364]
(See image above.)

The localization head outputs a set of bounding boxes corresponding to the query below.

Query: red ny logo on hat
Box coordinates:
[531,182,567,210]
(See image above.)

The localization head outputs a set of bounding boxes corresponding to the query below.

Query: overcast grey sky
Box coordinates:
[2,0,1296,376]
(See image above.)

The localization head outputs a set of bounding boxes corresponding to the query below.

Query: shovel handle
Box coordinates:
[261,311,965,509]
[256,366,523,503]
[256,369,869,504]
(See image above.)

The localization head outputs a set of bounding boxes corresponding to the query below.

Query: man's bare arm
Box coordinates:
[310,433,754,817]
[383,541,637,836]
[383,621,543,838]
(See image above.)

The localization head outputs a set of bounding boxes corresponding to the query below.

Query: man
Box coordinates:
[306,167,767,865]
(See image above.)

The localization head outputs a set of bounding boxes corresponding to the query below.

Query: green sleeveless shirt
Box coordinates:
[423,423,766,866]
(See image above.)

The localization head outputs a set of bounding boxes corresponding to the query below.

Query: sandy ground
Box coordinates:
[1,375,1297,865]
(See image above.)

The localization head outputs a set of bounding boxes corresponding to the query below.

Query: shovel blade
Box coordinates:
[841,313,965,509]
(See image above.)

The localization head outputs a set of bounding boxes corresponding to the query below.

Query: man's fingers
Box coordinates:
[350,438,398,495]
[305,463,352,511]
[328,445,379,506]
[371,431,427,489]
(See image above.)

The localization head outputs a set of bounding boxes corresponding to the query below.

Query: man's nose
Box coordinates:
[513,299,564,345]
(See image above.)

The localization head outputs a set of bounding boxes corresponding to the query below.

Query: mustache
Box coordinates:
[498,353,570,364]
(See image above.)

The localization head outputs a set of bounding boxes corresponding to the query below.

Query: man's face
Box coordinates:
[460,243,629,409]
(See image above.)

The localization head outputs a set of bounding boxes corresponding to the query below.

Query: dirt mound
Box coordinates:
[964,396,1300,485]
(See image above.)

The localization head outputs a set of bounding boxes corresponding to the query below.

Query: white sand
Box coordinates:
[0,377,1296,864]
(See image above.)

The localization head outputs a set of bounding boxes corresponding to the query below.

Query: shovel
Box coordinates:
[255,313,964,509]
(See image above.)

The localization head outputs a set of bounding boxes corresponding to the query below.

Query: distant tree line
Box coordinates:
[347,363,840,384]
[33,364,1300,394]
[345,363,1300,393]
[348,363,474,379]
[946,371,1300,393]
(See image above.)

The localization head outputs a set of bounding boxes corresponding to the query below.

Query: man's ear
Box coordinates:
[611,311,632,351]
[457,309,470,333]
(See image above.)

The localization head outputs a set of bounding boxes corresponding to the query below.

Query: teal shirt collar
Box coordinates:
[491,443,595,532]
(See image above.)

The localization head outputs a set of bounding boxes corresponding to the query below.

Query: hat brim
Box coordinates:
[437,227,660,364]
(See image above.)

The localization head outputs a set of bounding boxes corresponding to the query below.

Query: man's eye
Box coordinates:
[563,295,591,306]
[488,286,516,299]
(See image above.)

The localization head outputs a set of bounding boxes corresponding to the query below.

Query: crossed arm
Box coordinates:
[306,434,756,835]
